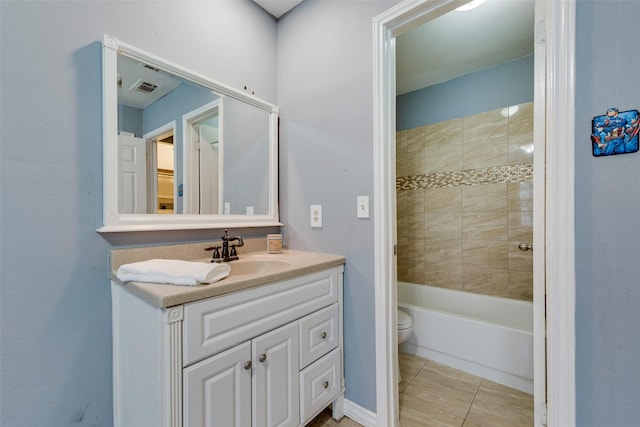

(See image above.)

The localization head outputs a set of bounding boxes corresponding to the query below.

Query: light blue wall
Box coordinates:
[222,97,271,214]
[3,0,640,425]
[396,54,534,130]
[277,0,399,412]
[574,1,640,426]
[0,1,277,425]
[118,105,143,137]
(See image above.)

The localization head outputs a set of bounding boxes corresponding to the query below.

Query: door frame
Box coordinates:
[372,1,576,426]
[183,99,224,214]
[143,120,177,214]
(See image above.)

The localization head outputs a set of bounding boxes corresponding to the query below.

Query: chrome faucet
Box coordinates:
[205,229,244,263]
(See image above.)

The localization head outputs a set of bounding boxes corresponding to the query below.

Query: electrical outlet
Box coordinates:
[357,196,369,218]
[224,202,230,215]
[246,206,254,215]
[310,205,322,228]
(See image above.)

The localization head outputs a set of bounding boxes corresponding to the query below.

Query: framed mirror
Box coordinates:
[99,35,280,232]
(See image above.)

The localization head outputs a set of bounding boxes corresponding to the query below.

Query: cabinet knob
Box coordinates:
[321,331,327,339]
[244,361,252,370]
[259,354,267,363]
[323,381,329,389]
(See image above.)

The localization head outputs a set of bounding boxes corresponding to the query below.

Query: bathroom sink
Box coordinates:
[194,253,294,277]
[228,258,292,276]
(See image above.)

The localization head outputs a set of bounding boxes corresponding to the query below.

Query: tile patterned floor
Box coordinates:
[306,352,533,427]
[398,352,534,427]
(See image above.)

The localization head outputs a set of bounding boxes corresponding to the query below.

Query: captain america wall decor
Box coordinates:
[592,107,639,156]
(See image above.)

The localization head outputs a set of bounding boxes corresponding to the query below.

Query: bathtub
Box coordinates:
[398,281,533,394]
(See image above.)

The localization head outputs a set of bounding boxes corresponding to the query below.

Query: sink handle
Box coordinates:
[205,245,222,262]
[229,245,238,261]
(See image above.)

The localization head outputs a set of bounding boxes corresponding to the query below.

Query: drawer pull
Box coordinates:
[321,331,327,339]
[259,354,267,363]
[323,381,329,389]
[244,361,252,370]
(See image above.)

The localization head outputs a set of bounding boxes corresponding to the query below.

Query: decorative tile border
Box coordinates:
[397,163,533,191]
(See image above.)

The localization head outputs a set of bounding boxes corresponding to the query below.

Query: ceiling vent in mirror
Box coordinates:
[142,63,160,72]
[130,78,158,94]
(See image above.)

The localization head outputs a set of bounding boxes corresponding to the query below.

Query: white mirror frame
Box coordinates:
[99,35,280,232]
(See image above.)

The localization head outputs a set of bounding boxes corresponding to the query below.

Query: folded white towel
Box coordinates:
[116,259,231,286]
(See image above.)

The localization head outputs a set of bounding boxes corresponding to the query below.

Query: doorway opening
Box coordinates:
[373,1,576,426]
[144,121,176,214]
[395,3,535,425]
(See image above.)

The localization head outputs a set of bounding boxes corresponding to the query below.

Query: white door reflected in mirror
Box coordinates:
[118,132,146,214]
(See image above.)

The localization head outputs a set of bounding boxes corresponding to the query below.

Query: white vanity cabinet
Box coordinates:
[183,322,299,427]
[112,265,344,427]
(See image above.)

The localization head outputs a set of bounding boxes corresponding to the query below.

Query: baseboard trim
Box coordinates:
[344,399,377,427]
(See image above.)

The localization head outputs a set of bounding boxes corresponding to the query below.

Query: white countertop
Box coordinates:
[110,245,345,308]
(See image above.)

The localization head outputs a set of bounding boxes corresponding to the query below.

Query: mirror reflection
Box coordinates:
[116,53,270,216]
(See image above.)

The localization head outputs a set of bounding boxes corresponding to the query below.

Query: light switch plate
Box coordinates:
[310,204,322,228]
[357,196,369,218]
[224,202,230,215]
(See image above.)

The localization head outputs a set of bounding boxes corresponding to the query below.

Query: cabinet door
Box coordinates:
[252,322,300,427]
[184,341,252,427]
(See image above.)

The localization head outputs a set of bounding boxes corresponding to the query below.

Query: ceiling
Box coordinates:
[252,0,304,19]
[118,55,188,110]
[119,0,534,106]
[117,54,183,109]
[396,0,535,95]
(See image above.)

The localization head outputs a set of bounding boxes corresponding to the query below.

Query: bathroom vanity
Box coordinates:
[102,35,345,427]
[110,246,345,427]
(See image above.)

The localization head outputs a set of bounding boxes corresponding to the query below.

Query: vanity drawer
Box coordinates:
[300,347,341,422]
[183,268,339,366]
[299,303,339,369]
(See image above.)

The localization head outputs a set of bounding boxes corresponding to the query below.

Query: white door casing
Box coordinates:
[183,99,224,215]
[144,121,177,214]
[198,122,220,214]
[372,1,576,426]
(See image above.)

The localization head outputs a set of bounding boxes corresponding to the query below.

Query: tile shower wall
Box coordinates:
[396,102,533,301]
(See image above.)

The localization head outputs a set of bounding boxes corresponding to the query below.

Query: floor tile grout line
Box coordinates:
[400,356,428,395]
[462,378,483,425]
[398,353,533,427]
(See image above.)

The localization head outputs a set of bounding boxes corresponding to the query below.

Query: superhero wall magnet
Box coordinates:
[592,108,639,157]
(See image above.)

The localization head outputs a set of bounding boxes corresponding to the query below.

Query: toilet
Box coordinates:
[397,309,413,382]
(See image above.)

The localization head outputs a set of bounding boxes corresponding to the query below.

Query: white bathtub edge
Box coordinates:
[400,341,533,395]
[397,282,534,394]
